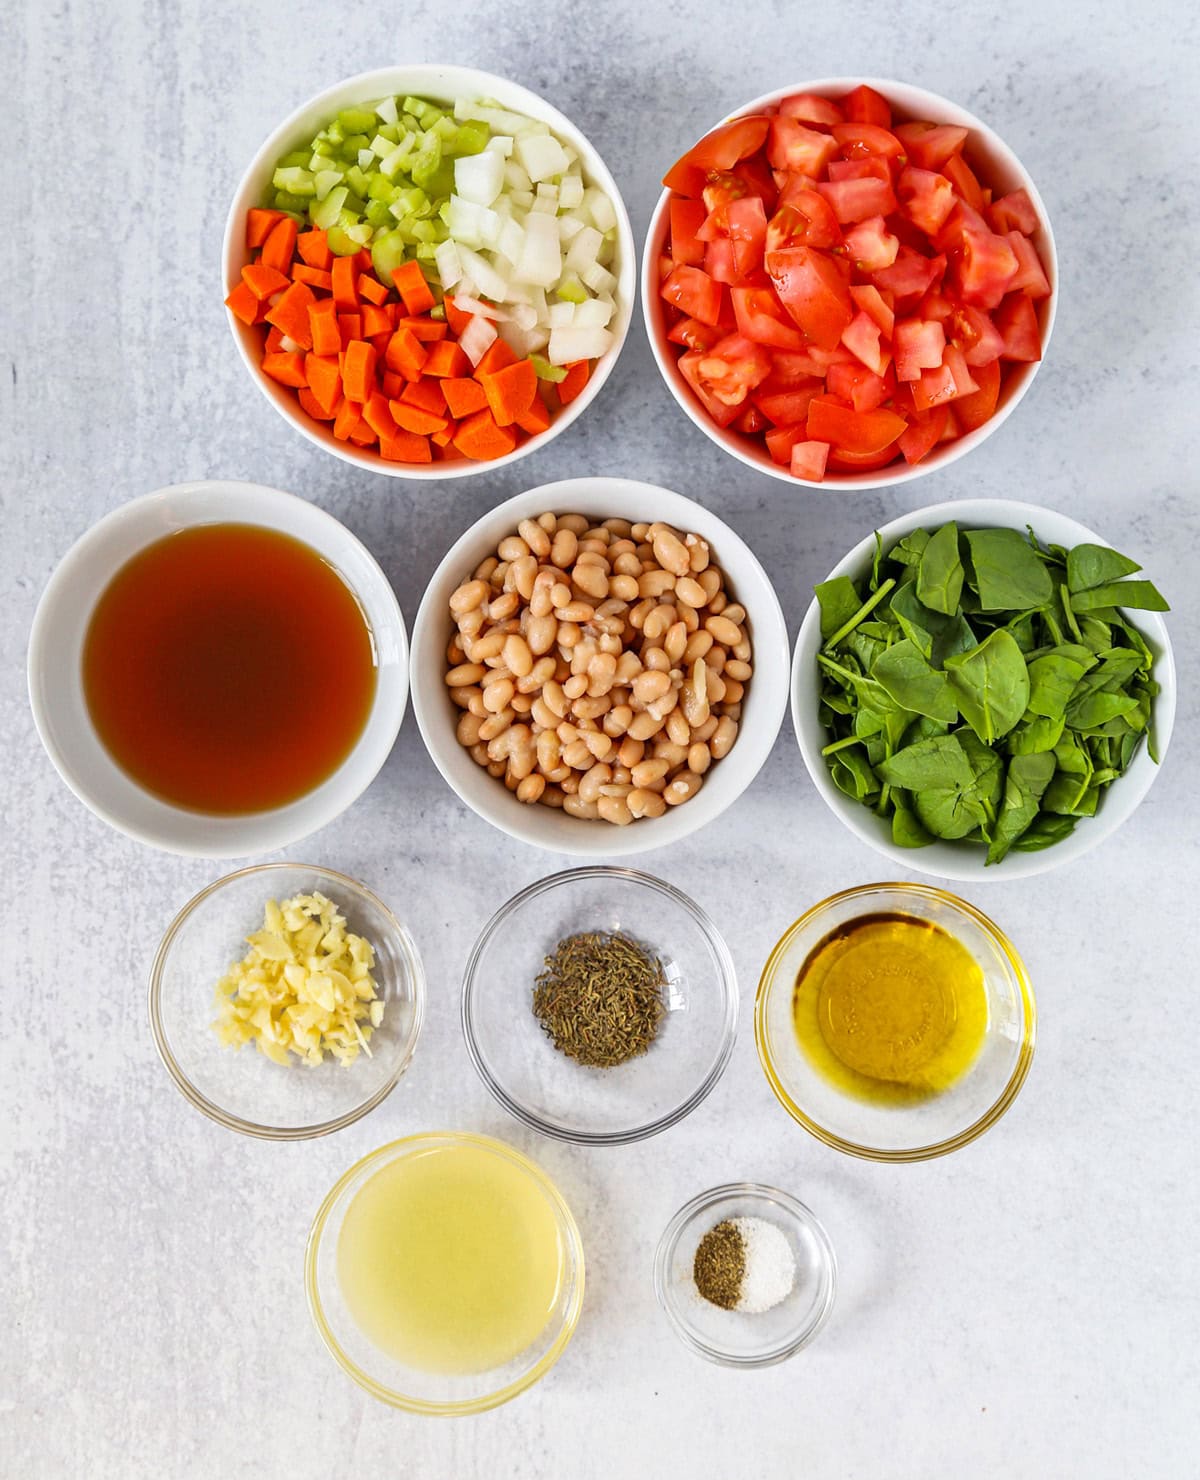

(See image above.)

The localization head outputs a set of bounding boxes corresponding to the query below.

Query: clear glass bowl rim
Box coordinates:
[147,861,426,1140]
[653,1180,838,1367]
[461,864,739,1146]
[304,1129,586,1414]
[754,881,1037,1163]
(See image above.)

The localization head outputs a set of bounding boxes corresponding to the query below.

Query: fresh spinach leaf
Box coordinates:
[987,752,1056,864]
[815,576,864,641]
[1070,579,1170,613]
[916,521,963,615]
[1066,542,1141,593]
[871,639,959,722]
[944,629,1030,743]
[965,527,1054,611]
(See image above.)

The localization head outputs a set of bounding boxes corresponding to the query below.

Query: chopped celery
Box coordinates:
[365,173,397,203]
[430,302,446,320]
[341,191,366,215]
[345,164,371,197]
[409,219,440,243]
[371,228,408,284]
[273,166,315,196]
[377,121,400,143]
[310,184,348,230]
[409,133,443,188]
[272,192,309,214]
[402,96,435,122]
[326,224,364,256]
[432,115,459,142]
[323,120,345,145]
[341,133,369,156]
[279,149,312,169]
[415,242,441,263]
[364,198,393,228]
[451,120,490,156]
[338,107,378,134]
[529,353,568,383]
[555,275,588,304]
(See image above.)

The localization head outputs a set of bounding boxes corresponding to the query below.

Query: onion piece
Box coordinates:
[547,325,614,365]
[460,314,499,367]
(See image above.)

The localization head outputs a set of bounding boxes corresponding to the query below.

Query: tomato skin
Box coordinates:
[827,360,888,413]
[832,122,904,158]
[994,293,1042,361]
[766,192,843,251]
[850,283,895,336]
[894,317,947,381]
[987,189,1039,236]
[667,315,724,353]
[898,404,950,464]
[807,396,907,454]
[767,118,839,176]
[754,384,823,426]
[730,285,810,351]
[779,93,846,127]
[953,358,1002,430]
[790,440,830,480]
[767,245,854,350]
[826,439,902,471]
[1005,232,1051,298]
[733,403,770,434]
[817,176,897,224]
[661,264,724,325]
[873,246,946,303]
[669,198,707,266]
[840,85,892,128]
[841,309,889,377]
[758,349,830,389]
[942,152,985,211]
[827,155,892,184]
[731,153,779,211]
[727,195,768,275]
[897,165,956,235]
[665,116,772,188]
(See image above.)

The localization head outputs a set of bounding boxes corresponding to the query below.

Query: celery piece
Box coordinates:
[279,149,312,169]
[401,113,422,134]
[341,133,369,156]
[409,134,443,189]
[415,241,440,263]
[310,184,348,230]
[423,160,456,200]
[338,107,379,134]
[392,186,431,221]
[311,138,336,158]
[273,192,309,214]
[409,219,439,243]
[345,164,370,198]
[430,302,446,321]
[377,121,400,143]
[529,353,568,383]
[401,95,433,122]
[432,115,458,142]
[326,224,363,256]
[371,227,408,285]
[555,275,589,304]
[341,191,366,215]
[314,169,344,202]
[365,173,397,203]
[324,120,346,146]
[364,198,393,228]
[273,166,315,196]
[451,120,490,157]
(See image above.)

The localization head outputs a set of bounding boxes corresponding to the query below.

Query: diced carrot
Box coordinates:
[516,394,552,435]
[333,399,365,442]
[337,313,363,346]
[342,340,377,404]
[381,370,405,399]
[401,378,447,415]
[259,217,298,276]
[384,327,428,381]
[436,440,467,462]
[392,259,436,315]
[224,280,259,326]
[431,423,456,447]
[370,332,393,358]
[442,376,488,417]
[558,359,591,406]
[348,418,378,447]
[379,428,433,463]
[241,261,290,300]
[296,228,333,271]
[363,391,398,440]
[353,248,374,273]
[443,298,473,336]
[357,273,390,306]
[264,325,286,354]
[261,350,308,388]
[388,399,448,435]
[396,315,448,342]
[246,208,285,250]
[361,303,392,338]
[304,354,343,415]
[424,340,471,378]
[453,408,519,461]
[331,256,358,310]
[298,386,336,421]
[265,281,317,349]
[292,264,333,291]
[473,338,520,377]
[309,300,341,357]
[479,358,537,427]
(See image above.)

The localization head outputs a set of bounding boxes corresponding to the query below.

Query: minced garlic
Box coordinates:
[211,892,384,1067]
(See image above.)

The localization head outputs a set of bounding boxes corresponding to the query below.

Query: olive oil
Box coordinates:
[336,1142,565,1376]
[792,913,987,1104]
[82,524,376,814]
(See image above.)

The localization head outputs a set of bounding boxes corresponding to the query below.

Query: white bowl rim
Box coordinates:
[460,864,740,1145]
[223,63,637,481]
[641,75,1058,491]
[410,475,791,857]
[27,480,409,857]
[791,496,1176,881]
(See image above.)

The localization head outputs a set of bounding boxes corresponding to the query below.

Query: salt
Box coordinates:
[731,1216,795,1313]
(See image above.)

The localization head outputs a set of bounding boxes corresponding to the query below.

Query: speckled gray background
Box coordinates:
[5,1,1199,1476]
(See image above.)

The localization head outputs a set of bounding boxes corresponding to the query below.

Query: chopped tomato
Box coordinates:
[661,264,724,325]
[731,286,810,350]
[840,85,892,128]
[767,245,854,350]
[767,118,839,177]
[658,84,1049,478]
[766,193,842,251]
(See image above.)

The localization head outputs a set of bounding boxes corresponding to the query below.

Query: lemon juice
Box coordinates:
[336,1140,566,1375]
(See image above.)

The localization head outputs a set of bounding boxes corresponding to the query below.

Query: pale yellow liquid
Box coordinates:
[336,1143,566,1375]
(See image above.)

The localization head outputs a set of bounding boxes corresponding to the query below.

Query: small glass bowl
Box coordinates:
[654,1182,837,1367]
[462,866,738,1145]
[755,883,1035,1162]
[305,1131,585,1414]
[149,863,424,1139]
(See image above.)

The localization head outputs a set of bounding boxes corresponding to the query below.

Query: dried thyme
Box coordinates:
[693,1220,746,1310]
[531,930,666,1068]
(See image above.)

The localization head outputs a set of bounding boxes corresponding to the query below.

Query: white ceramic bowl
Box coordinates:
[224,65,636,480]
[28,481,408,856]
[411,477,790,855]
[642,77,1058,490]
[792,498,1175,881]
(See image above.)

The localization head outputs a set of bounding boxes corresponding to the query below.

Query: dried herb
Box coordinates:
[532,930,665,1068]
[693,1220,746,1310]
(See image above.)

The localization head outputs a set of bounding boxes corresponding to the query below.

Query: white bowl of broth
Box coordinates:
[28,481,407,856]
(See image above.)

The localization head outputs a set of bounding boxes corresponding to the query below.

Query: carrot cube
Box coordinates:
[379,428,433,463]
[479,358,537,427]
[384,327,428,381]
[423,341,471,378]
[241,261,290,300]
[246,208,285,250]
[224,280,259,326]
[341,340,377,404]
[261,350,307,388]
[259,217,298,276]
[358,273,390,306]
[392,259,436,315]
[331,255,358,310]
[388,399,448,435]
[296,228,333,270]
[400,378,447,415]
[441,377,488,418]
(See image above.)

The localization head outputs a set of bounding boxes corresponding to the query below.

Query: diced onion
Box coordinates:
[454,150,504,207]
[434,238,463,289]
[460,314,499,366]
[548,325,614,365]
[515,213,562,288]
[515,132,569,183]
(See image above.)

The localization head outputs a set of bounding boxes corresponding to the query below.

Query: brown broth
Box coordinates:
[82,523,377,813]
